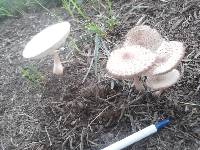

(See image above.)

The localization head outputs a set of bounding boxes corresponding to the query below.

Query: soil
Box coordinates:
[0,0,200,150]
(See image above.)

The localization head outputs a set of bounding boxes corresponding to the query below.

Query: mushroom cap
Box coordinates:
[124,25,163,51]
[146,41,185,76]
[146,69,180,90]
[23,21,70,59]
[106,45,156,79]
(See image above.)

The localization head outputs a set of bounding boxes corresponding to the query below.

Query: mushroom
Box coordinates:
[146,69,180,91]
[124,25,163,51]
[23,21,71,75]
[121,25,185,93]
[122,25,164,89]
[146,41,185,76]
[106,45,156,90]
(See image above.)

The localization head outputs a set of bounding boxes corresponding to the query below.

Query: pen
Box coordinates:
[102,118,170,150]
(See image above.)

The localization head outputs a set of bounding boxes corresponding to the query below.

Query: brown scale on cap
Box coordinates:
[146,41,185,76]
[124,25,163,51]
[106,45,156,79]
[106,46,156,90]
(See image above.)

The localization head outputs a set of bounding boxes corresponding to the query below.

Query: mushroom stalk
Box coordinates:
[133,76,144,90]
[153,90,164,96]
[53,51,63,75]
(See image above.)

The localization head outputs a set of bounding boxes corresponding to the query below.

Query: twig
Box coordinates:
[118,106,125,122]
[36,144,44,150]
[82,58,94,83]
[88,106,109,127]
[171,18,184,30]
[57,116,62,130]
[10,137,18,147]
[80,127,86,150]
[105,93,121,101]
[45,126,52,146]
[101,39,110,57]
[182,58,200,62]
[22,142,41,150]
[124,114,135,132]
[69,136,74,150]
[166,127,200,140]
[18,113,38,121]
[98,93,121,108]
[178,102,200,107]
[135,15,146,25]
[87,140,99,146]
[128,94,144,105]
[98,98,117,108]
[62,126,78,150]
[1,140,5,150]
[94,34,101,76]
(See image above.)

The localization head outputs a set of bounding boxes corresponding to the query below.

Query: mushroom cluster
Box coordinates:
[23,21,71,75]
[106,25,185,93]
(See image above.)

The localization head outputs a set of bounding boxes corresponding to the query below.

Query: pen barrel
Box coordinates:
[102,125,157,150]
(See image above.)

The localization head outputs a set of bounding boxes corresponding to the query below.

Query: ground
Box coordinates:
[0,0,200,150]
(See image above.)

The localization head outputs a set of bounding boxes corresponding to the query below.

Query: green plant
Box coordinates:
[0,0,24,16]
[0,0,61,18]
[33,0,61,20]
[85,22,105,37]
[106,16,118,31]
[105,0,118,30]
[106,0,112,17]
[61,0,87,19]
[62,0,73,17]
[20,65,44,87]
[0,7,13,17]
[61,0,117,82]
[82,34,101,83]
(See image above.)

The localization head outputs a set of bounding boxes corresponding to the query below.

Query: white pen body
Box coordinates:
[102,124,157,150]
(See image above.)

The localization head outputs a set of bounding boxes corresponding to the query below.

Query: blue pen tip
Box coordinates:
[155,118,170,130]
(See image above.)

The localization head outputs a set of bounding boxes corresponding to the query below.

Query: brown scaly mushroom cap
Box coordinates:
[146,69,180,90]
[106,45,156,79]
[146,41,185,76]
[124,25,163,51]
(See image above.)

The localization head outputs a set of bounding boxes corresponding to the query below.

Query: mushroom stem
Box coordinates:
[53,51,63,75]
[153,90,164,96]
[133,76,145,90]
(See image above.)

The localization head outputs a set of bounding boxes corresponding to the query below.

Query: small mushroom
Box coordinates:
[124,25,163,51]
[23,21,71,75]
[146,41,185,76]
[146,69,180,91]
[106,46,156,90]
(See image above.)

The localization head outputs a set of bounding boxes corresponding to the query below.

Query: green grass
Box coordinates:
[85,22,105,37]
[1,0,118,83]
[61,0,87,19]
[61,0,118,82]
[0,0,26,16]
[0,0,61,17]
[20,65,45,87]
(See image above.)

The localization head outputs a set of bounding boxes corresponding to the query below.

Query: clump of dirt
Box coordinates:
[0,0,200,150]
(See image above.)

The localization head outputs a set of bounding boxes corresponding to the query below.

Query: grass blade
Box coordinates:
[94,34,101,76]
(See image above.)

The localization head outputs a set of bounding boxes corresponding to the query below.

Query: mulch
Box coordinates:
[0,0,199,150]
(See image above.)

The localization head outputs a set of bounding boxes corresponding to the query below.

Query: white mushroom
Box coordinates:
[106,46,156,90]
[122,25,184,93]
[146,69,180,90]
[124,25,163,51]
[23,21,71,75]
[146,41,185,76]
